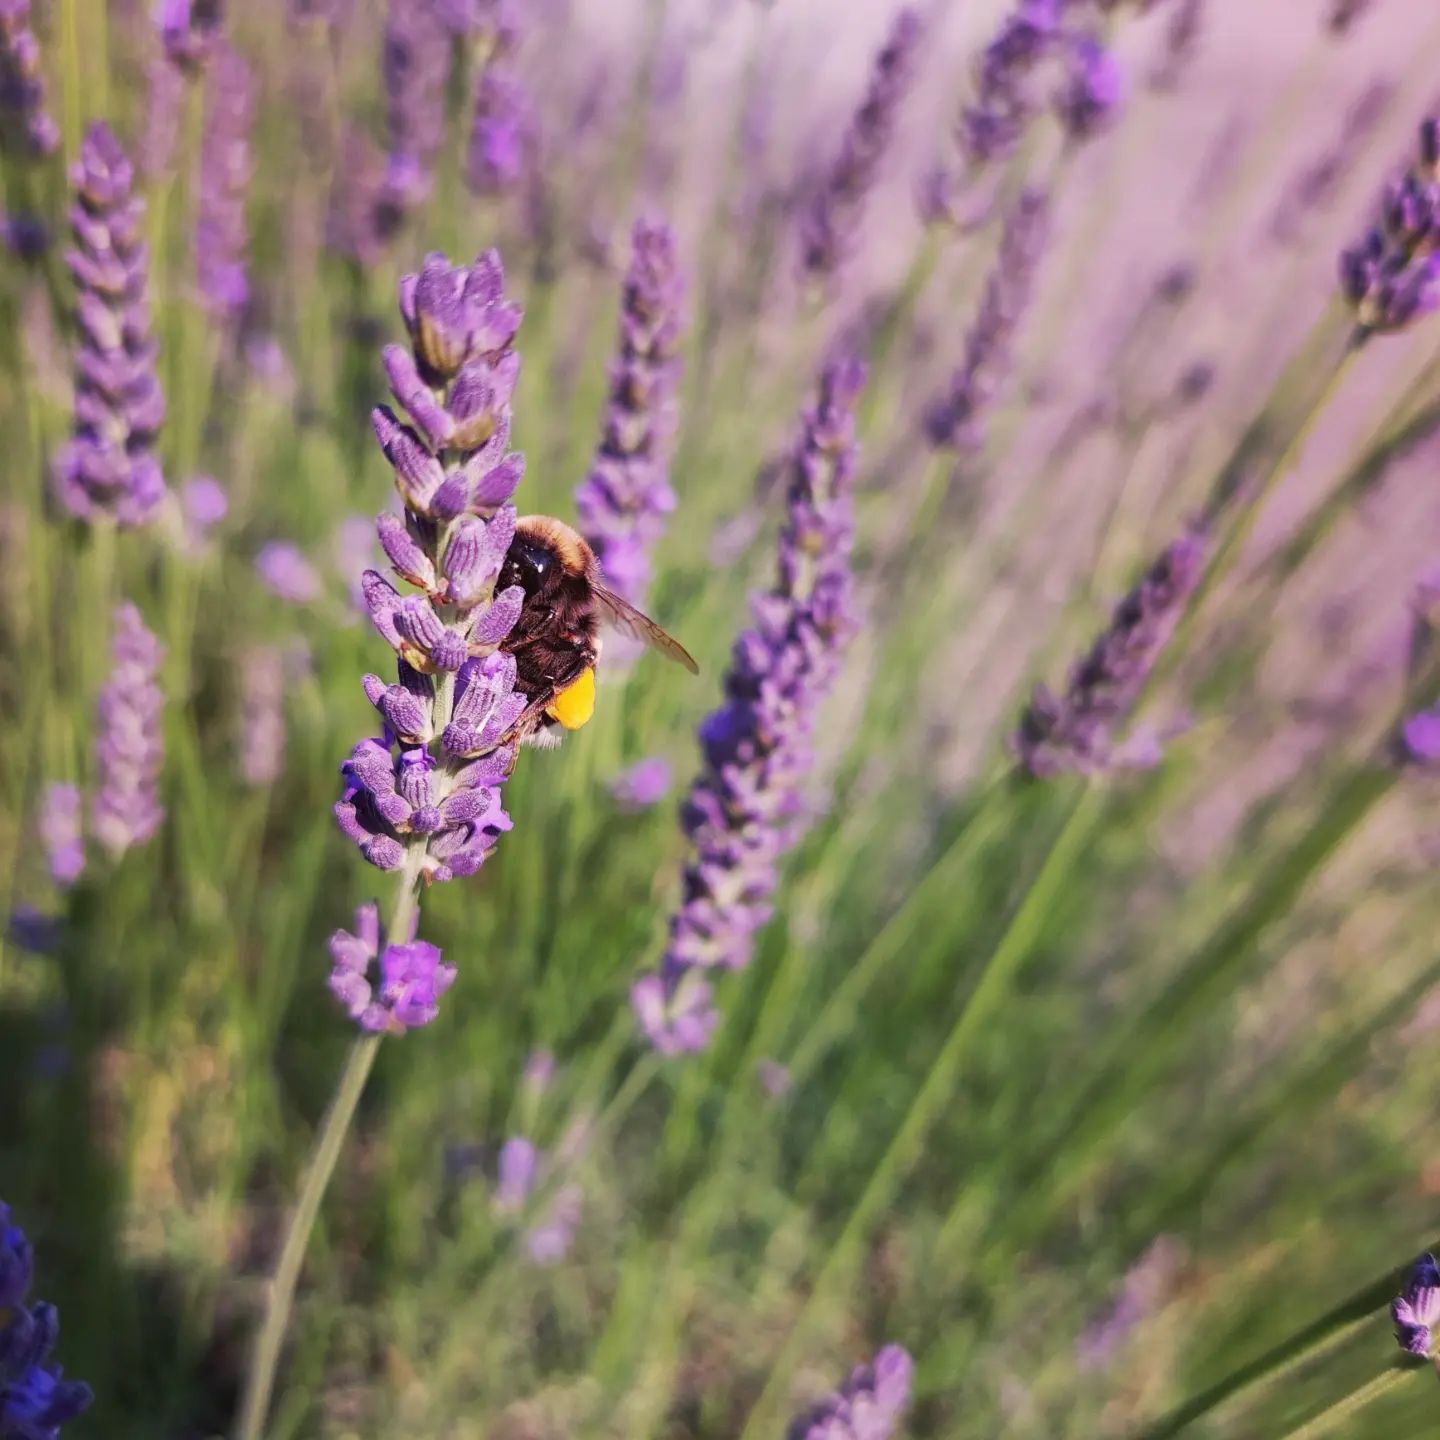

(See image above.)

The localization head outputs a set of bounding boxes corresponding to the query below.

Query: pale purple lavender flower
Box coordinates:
[92,604,165,858]
[0,1201,94,1437]
[757,1058,791,1097]
[195,40,254,328]
[181,474,227,543]
[53,125,168,528]
[155,0,224,70]
[525,1184,580,1265]
[799,8,924,279]
[328,900,456,1033]
[376,0,450,239]
[632,360,865,1053]
[140,53,185,179]
[326,127,388,266]
[1341,118,1440,335]
[337,249,527,888]
[574,219,685,606]
[1076,1236,1185,1371]
[925,189,1049,451]
[786,1345,913,1440]
[1403,712,1440,764]
[1392,1253,1440,1356]
[609,756,671,811]
[255,541,322,604]
[238,646,286,787]
[1055,35,1125,142]
[39,784,84,889]
[1014,527,1207,777]
[489,1131,580,1262]
[0,0,59,157]
[466,61,534,197]
[493,1136,538,1213]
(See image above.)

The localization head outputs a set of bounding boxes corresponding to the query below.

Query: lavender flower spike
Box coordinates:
[1013,527,1206,777]
[925,188,1049,452]
[632,359,865,1053]
[466,54,535,198]
[40,784,84,889]
[0,0,59,156]
[1392,1253,1440,1356]
[328,901,455,1034]
[375,0,450,239]
[92,604,166,858]
[54,124,168,528]
[1341,118,1440,335]
[787,1345,913,1440]
[0,1201,93,1437]
[195,40,255,329]
[333,246,529,925]
[800,8,925,279]
[238,646,286,787]
[575,219,686,606]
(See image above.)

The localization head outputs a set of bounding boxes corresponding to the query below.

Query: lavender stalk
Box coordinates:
[92,603,166,857]
[195,40,255,332]
[375,0,450,240]
[0,0,58,157]
[632,358,865,1053]
[785,1346,913,1440]
[574,218,686,606]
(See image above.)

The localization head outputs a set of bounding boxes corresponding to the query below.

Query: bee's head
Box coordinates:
[499,534,554,596]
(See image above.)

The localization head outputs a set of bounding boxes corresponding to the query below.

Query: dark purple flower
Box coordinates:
[327,901,456,1034]
[609,756,671,811]
[786,1345,913,1440]
[53,124,168,528]
[1013,527,1206,777]
[1341,119,1440,334]
[1392,1253,1440,1357]
[0,211,46,260]
[195,40,254,327]
[574,219,685,607]
[255,541,322,604]
[799,8,925,279]
[0,1202,94,1438]
[155,0,225,71]
[39,785,84,890]
[466,62,534,197]
[0,1,58,157]
[92,604,165,858]
[337,249,528,888]
[925,188,1049,451]
[632,359,865,1053]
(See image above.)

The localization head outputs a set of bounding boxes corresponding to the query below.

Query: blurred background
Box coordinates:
[3,0,1440,1436]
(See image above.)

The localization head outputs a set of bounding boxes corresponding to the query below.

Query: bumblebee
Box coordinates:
[497,515,697,745]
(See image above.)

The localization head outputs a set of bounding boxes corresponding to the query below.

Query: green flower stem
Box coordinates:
[1280,1365,1426,1440]
[233,856,423,1440]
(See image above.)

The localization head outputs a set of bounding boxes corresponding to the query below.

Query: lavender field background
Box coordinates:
[6,0,1440,1436]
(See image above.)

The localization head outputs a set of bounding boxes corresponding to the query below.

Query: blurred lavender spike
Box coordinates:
[632,358,865,1054]
[799,7,925,280]
[1340,118,1440,335]
[40,783,85,889]
[1013,526,1207,777]
[238,646,286,787]
[141,51,187,178]
[0,1201,94,1436]
[786,1345,913,1440]
[156,0,225,71]
[376,0,450,240]
[1055,35,1125,142]
[92,604,166,858]
[1075,1236,1185,1371]
[54,124,169,527]
[609,755,672,811]
[466,49,535,197]
[0,0,59,156]
[196,40,255,329]
[574,218,686,607]
[925,188,1049,452]
[1148,0,1205,92]
[336,249,528,895]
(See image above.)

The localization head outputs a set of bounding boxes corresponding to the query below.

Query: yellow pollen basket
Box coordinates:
[546,667,596,730]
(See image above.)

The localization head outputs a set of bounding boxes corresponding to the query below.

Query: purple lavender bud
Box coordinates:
[1393,1253,1440,1357]
[92,604,165,859]
[53,125,168,528]
[1055,35,1125,142]
[959,0,1062,172]
[632,360,865,1052]
[799,8,925,279]
[1341,119,1440,334]
[195,40,255,329]
[0,1202,92,1437]
[180,474,228,544]
[609,756,672,811]
[925,189,1049,451]
[574,219,686,607]
[155,0,225,71]
[465,61,534,197]
[377,0,450,237]
[1403,711,1440,764]
[255,541,322,604]
[0,1,59,157]
[238,646,286,787]
[785,1345,913,1440]
[39,784,84,889]
[327,902,455,1034]
[493,1136,538,1213]
[1013,528,1206,777]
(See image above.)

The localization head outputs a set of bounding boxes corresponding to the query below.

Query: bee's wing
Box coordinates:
[593,585,700,674]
